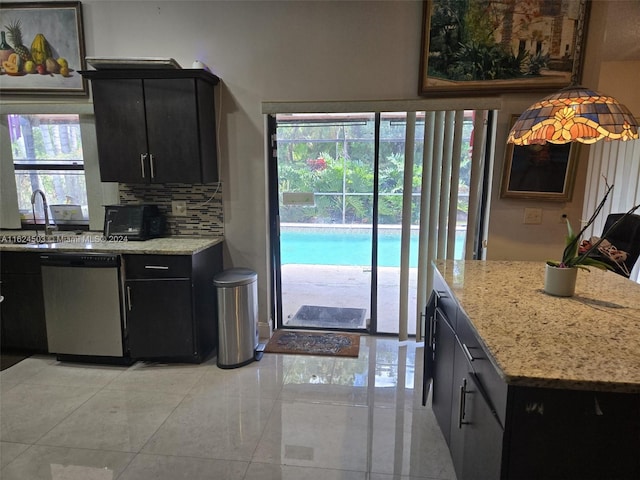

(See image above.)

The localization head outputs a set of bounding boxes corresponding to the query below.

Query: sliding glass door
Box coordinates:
[274,113,375,332]
[268,110,484,335]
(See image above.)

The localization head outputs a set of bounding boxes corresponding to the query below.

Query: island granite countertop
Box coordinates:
[435,260,640,393]
[0,231,223,255]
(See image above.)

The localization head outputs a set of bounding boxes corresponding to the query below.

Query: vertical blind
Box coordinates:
[410,109,489,341]
[583,138,640,283]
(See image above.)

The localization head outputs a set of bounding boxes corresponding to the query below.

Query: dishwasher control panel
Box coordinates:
[40,253,121,268]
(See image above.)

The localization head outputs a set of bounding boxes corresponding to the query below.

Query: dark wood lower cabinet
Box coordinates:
[426,270,640,480]
[431,307,457,446]
[506,387,640,480]
[440,301,503,480]
[0,252,48,352]
[0,244,223,363]
[450,367,503,480]
[123,243,222,362]
[126,278,194,358]
[459,372,503,480]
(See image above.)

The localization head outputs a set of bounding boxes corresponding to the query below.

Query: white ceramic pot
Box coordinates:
[544,264,578,297]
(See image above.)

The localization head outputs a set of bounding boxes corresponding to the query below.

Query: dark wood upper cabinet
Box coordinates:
[81,69,219,184]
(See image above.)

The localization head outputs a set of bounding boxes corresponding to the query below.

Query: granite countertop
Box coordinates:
[435,260,640,393]
[0,231,223,255]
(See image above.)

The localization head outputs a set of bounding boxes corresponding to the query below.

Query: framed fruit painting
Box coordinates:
[0,2,86,95]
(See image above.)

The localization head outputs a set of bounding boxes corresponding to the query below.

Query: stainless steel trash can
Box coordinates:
[214,268,259,368]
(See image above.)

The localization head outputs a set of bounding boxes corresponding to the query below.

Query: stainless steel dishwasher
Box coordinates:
[41,252,126,361]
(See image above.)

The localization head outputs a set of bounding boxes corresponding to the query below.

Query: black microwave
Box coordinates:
[103,205,165,240]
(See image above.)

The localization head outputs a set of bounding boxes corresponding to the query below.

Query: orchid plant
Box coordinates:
[547,180,640,271]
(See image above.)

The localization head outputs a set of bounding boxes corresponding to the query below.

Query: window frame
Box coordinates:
[9,113,89,229]
[0,103,117,231]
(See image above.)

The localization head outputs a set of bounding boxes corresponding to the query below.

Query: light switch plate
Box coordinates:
[172,200,187,216]
[523,207,542,224]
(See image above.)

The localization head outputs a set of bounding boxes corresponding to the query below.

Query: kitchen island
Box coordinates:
[426,260,640,480]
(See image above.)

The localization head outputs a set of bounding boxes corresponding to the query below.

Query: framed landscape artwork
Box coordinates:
[419,0,589,97]
[0,2,87,95]
[501,115,579,201]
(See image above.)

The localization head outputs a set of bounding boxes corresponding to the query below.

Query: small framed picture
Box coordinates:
[501,115,580,202]
[0,2,87,95]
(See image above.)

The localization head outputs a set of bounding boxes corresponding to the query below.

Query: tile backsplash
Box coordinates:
[119,183,223,237]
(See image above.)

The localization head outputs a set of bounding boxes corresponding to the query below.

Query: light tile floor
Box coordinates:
[0,336,456,480]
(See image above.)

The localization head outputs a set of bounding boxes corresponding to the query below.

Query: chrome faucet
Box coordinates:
[31,189,56,237]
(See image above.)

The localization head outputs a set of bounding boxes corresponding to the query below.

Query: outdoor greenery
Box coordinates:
[9,114,87,216]
[277,115,472,225]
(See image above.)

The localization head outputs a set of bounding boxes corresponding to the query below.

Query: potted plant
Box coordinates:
[545,181,640,296]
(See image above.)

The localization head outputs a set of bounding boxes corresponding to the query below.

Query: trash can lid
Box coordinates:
[213,268,257,287]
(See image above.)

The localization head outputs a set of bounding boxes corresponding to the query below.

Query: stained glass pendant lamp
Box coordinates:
[507,86,639,145]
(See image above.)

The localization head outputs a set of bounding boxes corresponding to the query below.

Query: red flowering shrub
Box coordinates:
[306,158,326,171]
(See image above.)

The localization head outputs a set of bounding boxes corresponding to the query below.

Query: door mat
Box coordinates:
[264,330,361,357]
[285,305,367,329]
[0,353,31,371]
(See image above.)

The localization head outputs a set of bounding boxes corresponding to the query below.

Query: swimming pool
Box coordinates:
[280,227,465,267]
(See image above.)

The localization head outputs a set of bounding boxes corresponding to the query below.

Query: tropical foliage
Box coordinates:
[276,116,473,225]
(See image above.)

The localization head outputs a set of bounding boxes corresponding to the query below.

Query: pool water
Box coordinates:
[280,228,465,267]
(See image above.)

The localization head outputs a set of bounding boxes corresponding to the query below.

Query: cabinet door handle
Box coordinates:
[140,153,147,178]
[149,154,155,179]
[126,285,132,311]
[462,342,476,362]
[144,265,169,270]
[458,378,469,429]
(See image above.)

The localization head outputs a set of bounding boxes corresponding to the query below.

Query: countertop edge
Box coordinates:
[435,259,640,394]
[0,233,224,255]
[504,374,640,394]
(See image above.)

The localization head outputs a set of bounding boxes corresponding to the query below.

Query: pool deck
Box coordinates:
[281,264,419,335]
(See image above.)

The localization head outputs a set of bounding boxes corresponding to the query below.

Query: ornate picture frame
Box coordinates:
[501,115,579,202]
[0,2,87,95]
[418,0,589,97]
